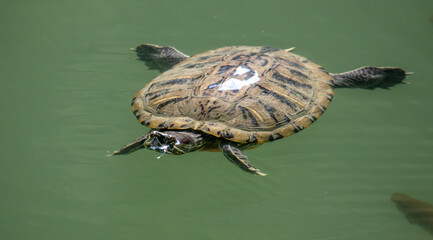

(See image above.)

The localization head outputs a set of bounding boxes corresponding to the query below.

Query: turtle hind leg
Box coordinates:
[132,44,189,72]
[331,66,409,89]
[219,141,266,176]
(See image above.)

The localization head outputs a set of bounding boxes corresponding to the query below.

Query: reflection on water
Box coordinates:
[391,193,433,236]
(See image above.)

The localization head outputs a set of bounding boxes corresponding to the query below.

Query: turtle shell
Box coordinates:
[131,46,334,144]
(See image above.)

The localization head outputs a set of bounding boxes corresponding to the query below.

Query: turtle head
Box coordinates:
[111,130,208,156]
[144,130,208,155]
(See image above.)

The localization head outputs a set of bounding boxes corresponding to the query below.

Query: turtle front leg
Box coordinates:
[331,66,409,89]
[132,44,190,72]
[219,141,266,176]
[109,134,149,156]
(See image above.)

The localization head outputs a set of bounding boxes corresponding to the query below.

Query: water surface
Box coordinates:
[1,0,433,239]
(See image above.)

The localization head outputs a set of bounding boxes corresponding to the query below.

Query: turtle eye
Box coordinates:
[180,138,191,144]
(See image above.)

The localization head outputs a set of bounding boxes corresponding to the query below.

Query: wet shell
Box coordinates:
[132,46,334,144]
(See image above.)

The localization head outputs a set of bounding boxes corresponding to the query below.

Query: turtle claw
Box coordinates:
[254,171,267,176]
[285,47,296,52]
[106,150,121,157]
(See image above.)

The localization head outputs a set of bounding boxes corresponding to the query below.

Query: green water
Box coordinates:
[1,0,433,239]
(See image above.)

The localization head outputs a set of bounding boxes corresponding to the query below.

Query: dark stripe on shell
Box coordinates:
[206,106,221,115]
[207,77,227,90]
[318,105,327,113]
[232,53,255,61]
[237,65,255,79]
[197,101,205,115]
[239,107,248,120]
[238,106,260,127]
[140,117,151,126]
[197,55,218,60]
[272,72,312,89]
[148,76,200,90]
[146,89,176,101]
[254,55,269,66]
[288,87,309,101]
[293,125,302,133]
[308,115,317,122]
[268,133,283,142]
[155,96,188,110]
[267,79,310,101]
[183,63,208,69]
[217,65,237,75]
[259,47,279,53]
[157,121,167,128]
[248,134,258,143]
[318,67,329,73]
[255,85,300,111]
[131,97,137,106]
[276,57,306,70]
[223,130,234,139]
[289,69,310,80]
[252,97,291,125]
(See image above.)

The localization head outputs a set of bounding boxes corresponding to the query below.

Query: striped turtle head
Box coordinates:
[144,130,208,155]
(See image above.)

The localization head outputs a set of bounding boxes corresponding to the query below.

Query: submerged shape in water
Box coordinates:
[391,193,433,236]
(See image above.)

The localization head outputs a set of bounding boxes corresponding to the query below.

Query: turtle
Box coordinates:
[111,44,408,176]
